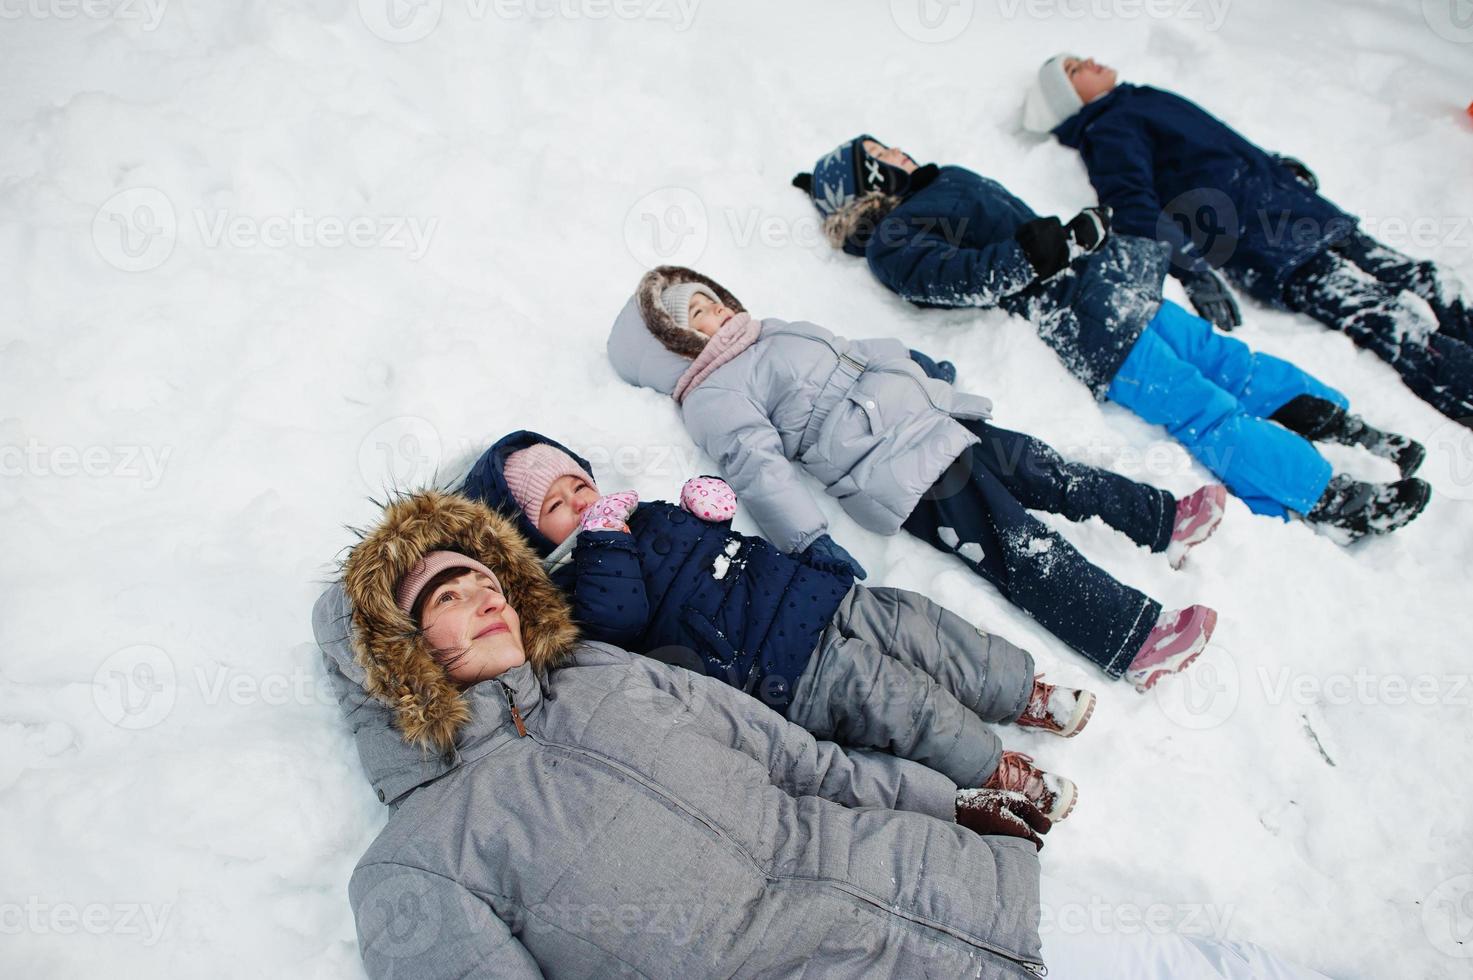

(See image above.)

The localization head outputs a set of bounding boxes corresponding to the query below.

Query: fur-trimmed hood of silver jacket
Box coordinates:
[334,490,577,755]
[311,492,1045,979]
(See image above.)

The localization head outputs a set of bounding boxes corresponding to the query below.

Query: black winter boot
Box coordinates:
[1271,395,1426,478]
[1304,474,1431,543]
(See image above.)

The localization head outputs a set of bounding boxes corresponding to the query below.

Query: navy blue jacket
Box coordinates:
[461,431,853,715]
[1052,83,1356,306]
[867,164,1171,397]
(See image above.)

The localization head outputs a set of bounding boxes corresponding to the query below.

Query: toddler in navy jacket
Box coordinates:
[463,429,1098,819]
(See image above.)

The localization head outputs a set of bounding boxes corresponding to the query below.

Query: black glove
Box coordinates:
[1064,205,1111,257]
[1014,216,1068,281]
[800,534,867,580]
[908,348,956,385]
[1273,154,1318,191]
[1015,207,1112,282]
[1180,268,1242,331]
[955,789,1052,851]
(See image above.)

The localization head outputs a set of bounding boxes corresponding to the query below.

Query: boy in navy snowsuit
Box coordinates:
[462,430,1097,818]
[1026,54,1473,427]
[792,134,1430,542]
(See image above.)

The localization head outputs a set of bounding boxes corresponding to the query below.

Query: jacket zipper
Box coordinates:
[500,681,528,737]
[500,719,1044,975]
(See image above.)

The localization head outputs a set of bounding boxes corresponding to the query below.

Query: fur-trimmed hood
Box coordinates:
[821,191,904,256]
[606,265,746,395]
[338,490,578,754]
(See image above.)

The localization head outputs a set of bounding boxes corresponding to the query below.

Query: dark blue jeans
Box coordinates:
[902,419,1171,679]
[1287,232,1473,423]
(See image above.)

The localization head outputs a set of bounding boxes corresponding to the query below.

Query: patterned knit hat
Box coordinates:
[394,550,502,614]
[792,134,914,217]
[1022,54,1084,133]
[502,444,597,528]
[660,283,719,332]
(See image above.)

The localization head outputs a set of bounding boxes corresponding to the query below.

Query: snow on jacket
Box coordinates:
[606,265,995,553]
[863,164,1172,397]
[1051,83,1357,305]
[312,490,1046,979]
[461,430,853,715]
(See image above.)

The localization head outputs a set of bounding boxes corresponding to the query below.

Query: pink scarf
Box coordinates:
[672,312,762,405]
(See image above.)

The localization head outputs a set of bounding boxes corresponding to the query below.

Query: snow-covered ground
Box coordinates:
[3,1,1471,976]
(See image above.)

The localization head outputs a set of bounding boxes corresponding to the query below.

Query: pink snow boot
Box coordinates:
[1166,485,1227,570]
[1125,605,1218,692]
[1015,674,1097,738]
[984,751,1077,822]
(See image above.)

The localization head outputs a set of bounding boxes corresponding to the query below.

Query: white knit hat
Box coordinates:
[1022,54,1084,133]
[661,283,720,332]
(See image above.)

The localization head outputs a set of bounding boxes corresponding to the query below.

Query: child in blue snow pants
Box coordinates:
[1106,300,1345,518]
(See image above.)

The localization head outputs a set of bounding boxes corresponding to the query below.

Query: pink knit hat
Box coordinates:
[503,445,597,529]
[395,550,503,615]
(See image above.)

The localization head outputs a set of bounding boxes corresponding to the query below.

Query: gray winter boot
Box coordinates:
[1304,474,1431,543]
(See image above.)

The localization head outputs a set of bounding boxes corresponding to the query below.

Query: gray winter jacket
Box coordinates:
[315,490,1045,979]
[608,266,995,554]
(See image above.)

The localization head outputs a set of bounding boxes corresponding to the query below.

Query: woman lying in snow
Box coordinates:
[792,135,1430,543]
[310,490,1335,979]
[462,429,1088,818]
[1024,53,1473,429]
[607,265,1222,691]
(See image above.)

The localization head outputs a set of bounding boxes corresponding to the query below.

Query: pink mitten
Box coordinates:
[680,476,737,523]
[577,491,639,534]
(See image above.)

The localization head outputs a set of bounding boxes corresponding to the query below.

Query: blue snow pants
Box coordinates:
[1106,300,1347,518]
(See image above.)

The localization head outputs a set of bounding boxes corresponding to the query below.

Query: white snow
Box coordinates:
[3,1,1472,977]
[711,537,742,579]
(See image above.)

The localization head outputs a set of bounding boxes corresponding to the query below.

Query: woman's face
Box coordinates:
[688,292,735,338]
[1064,56,1117,102]
[418,570,527,685]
